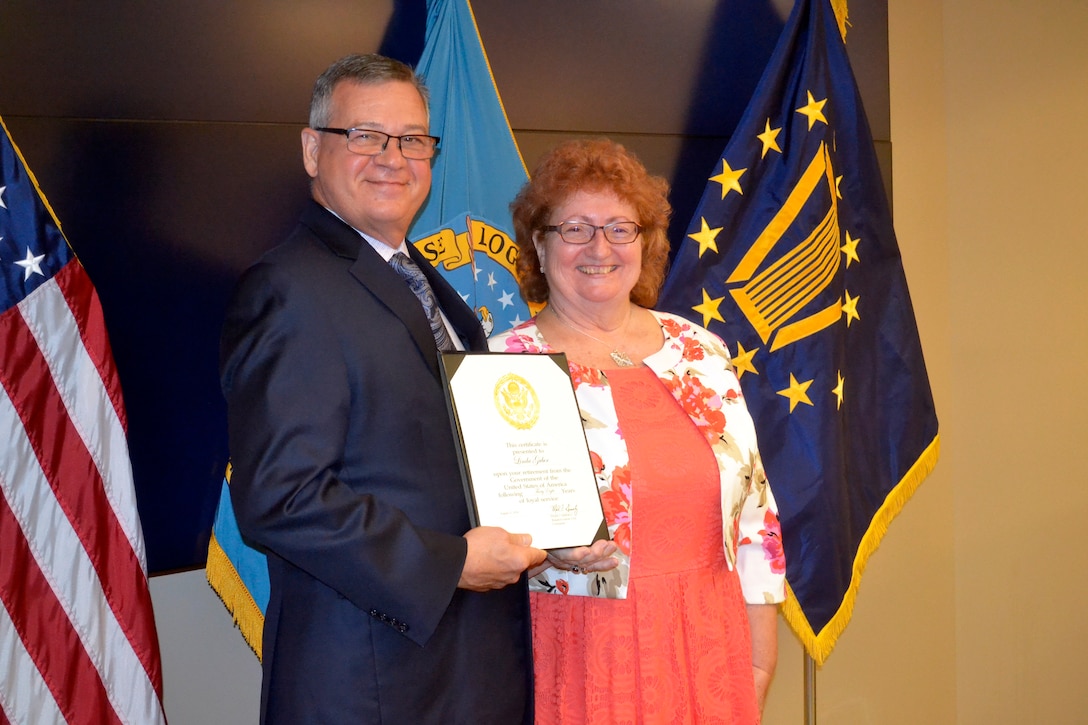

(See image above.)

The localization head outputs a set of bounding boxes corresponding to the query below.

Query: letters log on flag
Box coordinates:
[205,0,533,658]
[0,117,167,723]
[658,0,939,665]
[409,0,533,334]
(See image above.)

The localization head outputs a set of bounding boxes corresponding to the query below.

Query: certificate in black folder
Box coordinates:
[440,352,609,550]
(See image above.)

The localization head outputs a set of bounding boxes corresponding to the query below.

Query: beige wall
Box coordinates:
[939,1,1088,721]
[768,1,1088,722]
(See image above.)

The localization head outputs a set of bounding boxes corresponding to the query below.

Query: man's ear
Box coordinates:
[301,128,320,179]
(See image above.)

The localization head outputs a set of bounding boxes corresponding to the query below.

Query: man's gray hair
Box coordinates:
[308,53,430,128]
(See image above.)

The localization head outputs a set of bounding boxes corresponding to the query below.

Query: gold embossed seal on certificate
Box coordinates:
[440,352,609,550]
[494,373,540,430]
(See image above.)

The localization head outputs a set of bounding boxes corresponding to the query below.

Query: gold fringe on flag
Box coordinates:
[780,433,940,665]
[206,531,265,661]
[831,0,850,41]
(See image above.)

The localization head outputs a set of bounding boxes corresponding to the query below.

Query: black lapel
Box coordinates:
[300,202,444,377]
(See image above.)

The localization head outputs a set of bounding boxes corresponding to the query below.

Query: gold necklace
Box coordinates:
[548,306,635,367]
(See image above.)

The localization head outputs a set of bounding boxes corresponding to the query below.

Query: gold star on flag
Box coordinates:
[796,91,828,130]
[832,371,845,410]
[731,342,759,380]
[757,119,782,158]
[692,288,725,327]
[777,373,814,413]
[842,290,860,326]
[710,158,746,199]
[841,231,860,267]
[688,217,723,257]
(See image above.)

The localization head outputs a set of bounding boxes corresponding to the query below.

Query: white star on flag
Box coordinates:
[15,246,46,281]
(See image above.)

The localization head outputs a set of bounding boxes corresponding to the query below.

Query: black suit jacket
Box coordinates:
[220,201,533,723]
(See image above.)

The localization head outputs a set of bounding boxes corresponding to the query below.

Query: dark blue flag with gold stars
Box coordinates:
[659,0,939,664]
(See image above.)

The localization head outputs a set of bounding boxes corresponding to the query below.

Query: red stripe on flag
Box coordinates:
[53,256,129,432]
[0,287,163,699]
[0,491,122,725]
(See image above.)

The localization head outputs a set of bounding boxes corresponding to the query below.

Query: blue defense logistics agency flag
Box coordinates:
[409,0,532,333]
[205,0,532,657]
[658,0,939,664]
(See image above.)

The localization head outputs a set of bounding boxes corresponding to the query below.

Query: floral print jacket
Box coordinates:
[488,310,786,605]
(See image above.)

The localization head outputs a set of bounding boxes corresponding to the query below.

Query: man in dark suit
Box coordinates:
[220,53,546,723]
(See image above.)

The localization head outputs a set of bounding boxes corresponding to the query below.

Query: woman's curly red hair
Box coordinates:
[511,138,672,307]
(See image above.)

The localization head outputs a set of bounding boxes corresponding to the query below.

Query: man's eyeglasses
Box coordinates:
[313,127,441,160]
[542,221,642,245]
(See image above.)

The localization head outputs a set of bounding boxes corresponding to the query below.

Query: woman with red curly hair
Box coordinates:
[490,138,786,724]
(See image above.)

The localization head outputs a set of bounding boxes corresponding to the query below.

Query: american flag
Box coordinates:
[0,118,166,723]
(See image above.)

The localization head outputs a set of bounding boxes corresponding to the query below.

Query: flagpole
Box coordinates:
[804,653,817,724]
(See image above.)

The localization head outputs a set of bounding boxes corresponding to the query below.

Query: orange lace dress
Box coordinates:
[531,366,760,725]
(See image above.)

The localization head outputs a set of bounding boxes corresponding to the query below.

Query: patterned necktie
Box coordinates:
[388,252,456,352]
